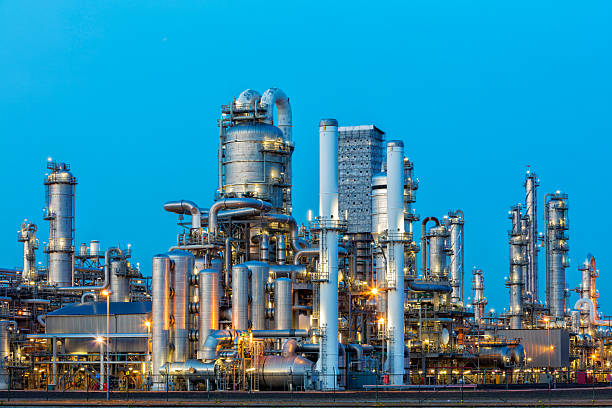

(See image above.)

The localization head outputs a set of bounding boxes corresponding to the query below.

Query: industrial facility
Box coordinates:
[1,87,610,392]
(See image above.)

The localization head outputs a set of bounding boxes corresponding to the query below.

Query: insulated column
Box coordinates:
[318,119,339,390]
[386,141,405,385]
[152,254,172,390]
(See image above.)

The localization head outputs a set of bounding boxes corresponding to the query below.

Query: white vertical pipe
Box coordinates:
[318,119,339,390]
[386,141,405,385]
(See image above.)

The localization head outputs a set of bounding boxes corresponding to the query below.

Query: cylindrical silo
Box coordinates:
[17,221,37,281]
[472,268,487,326]
[152,254,172,389]
[0,321,10,390]
[447,211,464,304]
[168,250,194,363]
[197,269,219,359]
[545,193,569,319]
[524,171,539,302]
[44,161,77,286]
[246,261,269,330]
[274,278,293,330]
[110,259,130,302]
[428,226,449,279]
[232,264,250,330]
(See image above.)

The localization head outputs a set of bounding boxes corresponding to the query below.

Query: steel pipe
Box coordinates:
[164,200,202,229]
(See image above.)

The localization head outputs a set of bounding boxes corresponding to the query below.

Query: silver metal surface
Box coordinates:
[246,261,269,330]
[110,259,130,302]
[274,278,293,330]
[232,264,249,330]
[197,269,219,359]
[160,359,216,378]
[0,321,10,390]
[208,198,271,239]
[477,346,513,368]
[545,193,569,319]
[472,268,487,325]
[152,254,172,388]
[508,205,527,329]
[222,122,291,212]
[168,250,194,363]
[428,225,449,279]
[17,221,37,281]
[276,234,287,264]
[497,329,570,368]
[164,200,202,229]
[524,171,539,301]
[44,161,77,286]
[447,211,464,304]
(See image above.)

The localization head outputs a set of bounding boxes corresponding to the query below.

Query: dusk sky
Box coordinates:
[1,1,610,314]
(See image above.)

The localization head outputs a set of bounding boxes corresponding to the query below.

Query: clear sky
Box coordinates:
[1,1,610,314]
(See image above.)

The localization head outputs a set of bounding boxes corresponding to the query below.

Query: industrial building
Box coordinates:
[0,87,610,393]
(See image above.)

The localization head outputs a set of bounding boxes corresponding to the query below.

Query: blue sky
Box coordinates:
[0,1,611,314]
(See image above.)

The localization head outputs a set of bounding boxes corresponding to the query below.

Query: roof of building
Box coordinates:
[48,301,152,316]
[338,125,385,135]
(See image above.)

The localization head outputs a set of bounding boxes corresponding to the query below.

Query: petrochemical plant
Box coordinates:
[1,87,610,392]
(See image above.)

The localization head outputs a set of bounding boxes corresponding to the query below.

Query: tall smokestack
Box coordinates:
[318,119,339,390]
[386,140,405,385]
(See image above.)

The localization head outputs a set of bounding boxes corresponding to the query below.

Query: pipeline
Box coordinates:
[163,200,201,229]
[57,247,121,291]
[574,298,612,327]
[208,198,271,241]
[421,217,440,276]
[407,280,452,293]
[80,292,98,303]
[257,213,308,252]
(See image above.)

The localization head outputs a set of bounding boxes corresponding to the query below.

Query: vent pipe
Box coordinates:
[385,140,405,385]
[317,119,339,390]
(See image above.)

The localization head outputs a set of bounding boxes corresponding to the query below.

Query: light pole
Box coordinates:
[96,336,104,391]
[543,316,551,385]
[144,320,151,386]
[101,289,112,400]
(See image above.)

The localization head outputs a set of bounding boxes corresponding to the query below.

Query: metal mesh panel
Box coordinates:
[338,125,384,234]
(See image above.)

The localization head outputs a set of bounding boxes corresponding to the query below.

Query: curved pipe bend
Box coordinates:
[293,246,348,265]
[57,247,121,292]
[258,214,308,252]
[421,217,440,275]
[164,200,201,229]
[574,298,612,326]
[261,88,292,141]
[209,198,272,241]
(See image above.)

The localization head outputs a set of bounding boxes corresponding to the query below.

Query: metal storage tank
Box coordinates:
[167,250,194,363]
[232,264,250,330]
[110,259,130,302]
[220,88,294,215]
[197,269,219,359]
[44,161,77,286]
[428,226,449,279]
[274,278,293,330]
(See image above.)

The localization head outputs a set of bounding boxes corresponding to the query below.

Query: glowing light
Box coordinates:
[95,336,104,343]
[101,289,111,297]
[371,287,379,296]
[378,317,385,325]
[144,321,151,328]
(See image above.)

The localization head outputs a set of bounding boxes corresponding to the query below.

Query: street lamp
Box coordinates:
[101,289,112,400]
